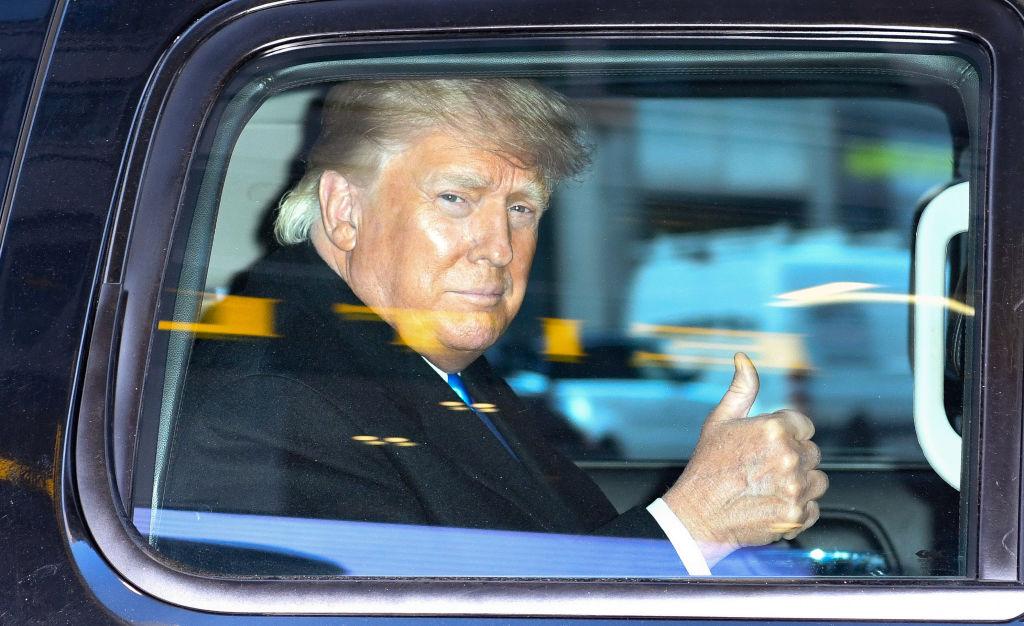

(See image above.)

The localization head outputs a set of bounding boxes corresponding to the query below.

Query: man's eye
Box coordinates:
[439,193,464,203]
[509,204,533,214]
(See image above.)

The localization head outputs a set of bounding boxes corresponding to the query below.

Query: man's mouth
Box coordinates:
[450,287,505,306]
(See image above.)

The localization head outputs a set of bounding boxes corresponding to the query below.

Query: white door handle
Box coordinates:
[912,182,969,490]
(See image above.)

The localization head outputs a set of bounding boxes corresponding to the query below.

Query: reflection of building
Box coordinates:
[544,97,953,334]
[506,96,958,464]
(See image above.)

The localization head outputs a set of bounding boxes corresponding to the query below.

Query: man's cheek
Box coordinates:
[504,282,528,317]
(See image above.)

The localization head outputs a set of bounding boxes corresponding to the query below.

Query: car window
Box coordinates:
[118,47,981,586]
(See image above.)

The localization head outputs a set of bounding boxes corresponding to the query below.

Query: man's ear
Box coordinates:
[318,169,360,251]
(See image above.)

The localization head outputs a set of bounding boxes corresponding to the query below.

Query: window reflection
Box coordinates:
[490,98,956,464]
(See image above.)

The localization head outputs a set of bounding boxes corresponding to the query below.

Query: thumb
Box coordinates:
[705,352,760,423]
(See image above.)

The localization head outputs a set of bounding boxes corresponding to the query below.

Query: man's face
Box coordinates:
[343,129,545,372]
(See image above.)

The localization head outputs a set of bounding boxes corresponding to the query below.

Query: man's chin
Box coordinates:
[393,311,505,362]
[436,324,504,357]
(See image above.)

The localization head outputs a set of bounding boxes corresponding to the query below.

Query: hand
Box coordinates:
[661,353,827,566]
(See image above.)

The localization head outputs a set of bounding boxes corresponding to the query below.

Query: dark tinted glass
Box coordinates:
[132,49,979,579]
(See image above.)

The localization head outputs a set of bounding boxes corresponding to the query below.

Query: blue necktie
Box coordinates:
[447,372,520,463]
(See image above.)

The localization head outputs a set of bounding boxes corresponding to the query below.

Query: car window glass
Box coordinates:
[129,49,979,580]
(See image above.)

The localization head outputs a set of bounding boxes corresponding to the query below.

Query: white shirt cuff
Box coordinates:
[646,498,712,576]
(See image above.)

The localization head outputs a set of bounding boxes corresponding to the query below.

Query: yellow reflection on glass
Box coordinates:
[353,435,420,447]
[772,281,974,315]
[159,293,280,338]
[776,281,878,301]
[333,303,384,322]
[630,323,811,372]
[541,317,586,362]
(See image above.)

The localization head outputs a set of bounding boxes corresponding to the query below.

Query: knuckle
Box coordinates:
[778,450,800,471]
[781,409,815,438]
[761,419,785,440]
[783,478,803,497]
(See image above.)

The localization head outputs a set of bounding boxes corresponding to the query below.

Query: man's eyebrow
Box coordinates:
[426,171,492,190]
[426,172,549,208]
[515,178,549,210]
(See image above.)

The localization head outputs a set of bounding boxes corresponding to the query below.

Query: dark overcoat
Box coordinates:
[161,243,661,538]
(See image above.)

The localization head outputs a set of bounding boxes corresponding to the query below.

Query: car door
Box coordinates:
[4,0,1024,623]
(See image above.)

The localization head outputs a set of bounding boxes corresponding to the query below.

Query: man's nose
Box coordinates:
[468,201,514,267]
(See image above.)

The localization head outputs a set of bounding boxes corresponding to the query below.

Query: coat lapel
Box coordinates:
[376,350,586,532]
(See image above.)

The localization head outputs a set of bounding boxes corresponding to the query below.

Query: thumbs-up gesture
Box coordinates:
[661,353,827,566]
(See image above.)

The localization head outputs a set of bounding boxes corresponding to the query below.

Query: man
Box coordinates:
[163,79,826,572]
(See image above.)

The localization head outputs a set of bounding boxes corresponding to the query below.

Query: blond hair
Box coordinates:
[274,79,590,244]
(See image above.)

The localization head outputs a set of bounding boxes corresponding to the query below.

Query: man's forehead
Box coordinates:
[381,128,549,205]
[430,168,542,191]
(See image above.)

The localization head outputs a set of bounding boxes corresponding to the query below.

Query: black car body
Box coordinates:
[4,0,1024,623]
